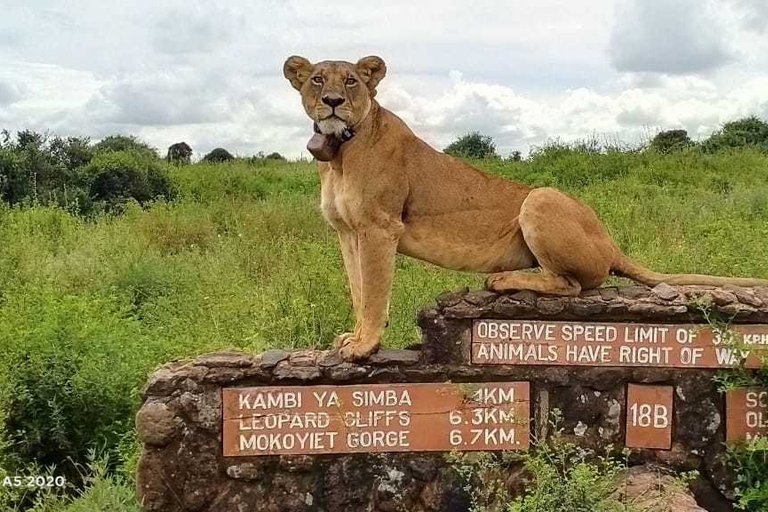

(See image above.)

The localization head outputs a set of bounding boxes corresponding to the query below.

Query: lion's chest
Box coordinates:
[319,167,359,230]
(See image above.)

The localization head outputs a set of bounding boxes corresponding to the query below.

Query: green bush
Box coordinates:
[92,135,159,160]
[445,132,498,159]
[450,441,630,512]
[702,116,768,153]
[731,438,768,511]
[86,151,176,210]
[265,152,286,161]
[202,147,235,162]
[507,443,628,512]
[0,291,154,492]
[166,142,192,165]
[649,129,692,153]
[0,131,93,212]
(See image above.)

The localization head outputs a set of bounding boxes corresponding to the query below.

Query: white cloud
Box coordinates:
[610,0,733,74]
[0,80,26,106]
[87,71,233,126]
[152,5,242,56]
[0,0,767,157]
[727,0,768,32]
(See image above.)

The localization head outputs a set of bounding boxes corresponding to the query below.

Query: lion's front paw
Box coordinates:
[337,335,380,362]
[333,332,356,349]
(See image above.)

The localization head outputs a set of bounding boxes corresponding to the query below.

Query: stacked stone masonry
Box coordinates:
[136,284,768,512]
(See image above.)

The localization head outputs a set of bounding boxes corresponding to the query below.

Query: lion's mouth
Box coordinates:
[315,114,350,137]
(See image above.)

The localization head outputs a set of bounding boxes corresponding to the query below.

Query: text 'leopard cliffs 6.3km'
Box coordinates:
[283,55,768,361]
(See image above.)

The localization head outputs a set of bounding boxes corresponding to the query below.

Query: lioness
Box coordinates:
[284,55,768,361]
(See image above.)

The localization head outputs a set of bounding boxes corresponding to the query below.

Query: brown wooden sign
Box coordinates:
[472,319,768,368]
[625,384,673,450]
[223,382,530,456]
[726,388,768,443]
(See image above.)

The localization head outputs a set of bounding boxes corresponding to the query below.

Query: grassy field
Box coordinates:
[1,146,768,509]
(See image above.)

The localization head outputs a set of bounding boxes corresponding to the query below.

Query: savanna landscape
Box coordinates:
[1,119,768,510]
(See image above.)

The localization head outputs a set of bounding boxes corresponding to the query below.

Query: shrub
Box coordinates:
[203,148,235,162]
[507,443,628,512]
[649,129,692,153]
[0,292,152,491]
[730,438,768,511]
[702,116,768,153]
[444,132,498,159]
[166,142,192,165]
[266,152,286,161]
[93,135,159,160]
[86,151,175,210]
[0,130,92,211]
[450,440,630,512]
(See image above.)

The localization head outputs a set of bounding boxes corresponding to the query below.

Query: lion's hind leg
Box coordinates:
[486,187,614,296]
[486,270,581,296]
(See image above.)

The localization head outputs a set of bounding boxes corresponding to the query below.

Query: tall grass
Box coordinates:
[1,146,767,509]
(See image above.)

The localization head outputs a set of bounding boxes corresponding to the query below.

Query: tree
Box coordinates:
[93,135,159,159]
[702,116,768,152]
[203,148,235,162]
[167,142,193,165]
[86,151,175,210]
[444,132,498,159]
[265,152,286,161]
[649,129,691,153]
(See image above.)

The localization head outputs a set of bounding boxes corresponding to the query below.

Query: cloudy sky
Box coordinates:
[1,0,767,158]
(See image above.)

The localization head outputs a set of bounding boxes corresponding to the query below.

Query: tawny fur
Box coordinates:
[284,55,768,361]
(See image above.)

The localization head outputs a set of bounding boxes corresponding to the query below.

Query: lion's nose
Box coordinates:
[322,95,345,108]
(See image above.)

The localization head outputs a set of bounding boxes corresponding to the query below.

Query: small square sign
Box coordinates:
[726,388,768,444]
[626,384,673,450]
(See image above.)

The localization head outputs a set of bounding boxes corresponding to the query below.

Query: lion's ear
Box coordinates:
[283,56,314,91]
[356,56,387,95]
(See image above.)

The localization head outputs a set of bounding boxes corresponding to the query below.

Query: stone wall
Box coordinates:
[136,284,768,512]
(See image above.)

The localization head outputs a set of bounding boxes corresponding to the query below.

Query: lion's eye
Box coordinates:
[311,76,323,85]
[345,77,357,86]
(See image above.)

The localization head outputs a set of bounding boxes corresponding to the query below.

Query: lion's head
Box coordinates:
[283,56,386,136]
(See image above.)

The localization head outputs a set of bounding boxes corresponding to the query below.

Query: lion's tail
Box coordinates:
[611,252,768,288]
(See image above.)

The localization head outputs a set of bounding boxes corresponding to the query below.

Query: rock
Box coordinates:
[719,303,757,316]
[193,351,256,368]
[464,290,498,306]
[203,367,245,383]
[318,350,343,367]
[616,465,705,511]
[568,299,606,316]
[443,301,486,318]
[178,391,221,431]
[710,289,738,306]
[325,363,371,381]
[537,297,566,315]
[436,289,468,308]
[723,285,764,307]
[260,349,289,369]
[620,286,650,299]
[369,349,421,366]
[142,364,207,397]
[652,283,680,301]
[226,462,263,481]
[492,297,535,316]
[289,350,318,367]
[273,360,322,381]
[136,401,180,446]
[510,290,537,305]
[279,455,315,472]
[598,287,619,301]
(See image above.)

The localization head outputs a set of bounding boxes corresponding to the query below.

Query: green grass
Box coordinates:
[1,147,768,509]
